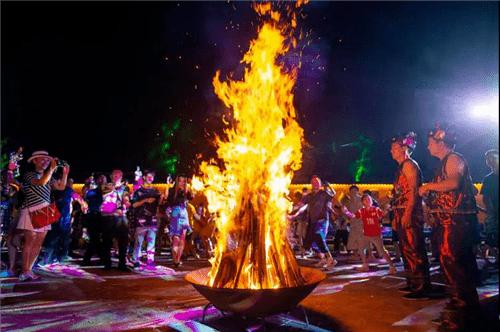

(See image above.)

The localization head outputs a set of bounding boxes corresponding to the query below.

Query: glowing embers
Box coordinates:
[193,2,306,290]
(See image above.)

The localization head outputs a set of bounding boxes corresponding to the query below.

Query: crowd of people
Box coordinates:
[282,123,497,331]
[0,159,213,276]
[0,123,498,331]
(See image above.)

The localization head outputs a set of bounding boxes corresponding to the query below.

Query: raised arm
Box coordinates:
[53,164,70,191]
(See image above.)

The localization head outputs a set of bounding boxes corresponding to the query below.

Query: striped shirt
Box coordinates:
[21,171,56,208]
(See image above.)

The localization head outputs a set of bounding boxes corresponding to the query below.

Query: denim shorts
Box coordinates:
[169,206,192,237]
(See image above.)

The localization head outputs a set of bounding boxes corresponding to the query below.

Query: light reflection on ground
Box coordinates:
[0,255,497,332]
[312,278,371,295]
[393,285,499,328]
[2,301,223,331]
[36,264,105,282]
[332,265,404,279]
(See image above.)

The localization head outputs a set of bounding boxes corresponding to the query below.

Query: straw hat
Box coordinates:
[27,151,53,163]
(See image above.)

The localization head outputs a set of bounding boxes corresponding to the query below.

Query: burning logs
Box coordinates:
[210,192,305,289]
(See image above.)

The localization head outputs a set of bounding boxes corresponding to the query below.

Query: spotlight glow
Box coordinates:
[472,97,499,122]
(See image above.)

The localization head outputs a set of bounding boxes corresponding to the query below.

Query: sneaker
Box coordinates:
[398,286,412,293]
[388,267,397,275]
[357,265,369,272]
[18,272,33,282]
[133,262,141,269]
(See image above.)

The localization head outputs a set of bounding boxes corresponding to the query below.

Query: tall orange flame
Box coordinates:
[193,2,307,289]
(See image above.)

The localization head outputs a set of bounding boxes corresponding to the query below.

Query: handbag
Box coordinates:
[29,203,61,228]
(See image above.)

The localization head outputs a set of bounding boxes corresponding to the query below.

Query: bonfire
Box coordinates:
[192,1,308,290]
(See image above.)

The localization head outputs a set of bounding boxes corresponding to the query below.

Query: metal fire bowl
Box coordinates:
[185,267,326,317]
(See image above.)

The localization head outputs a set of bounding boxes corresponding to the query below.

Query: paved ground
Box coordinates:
[1,249,498,332]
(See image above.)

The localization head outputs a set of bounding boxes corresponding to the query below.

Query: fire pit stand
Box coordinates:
[201,301,310,326]
[185,267,326,330]
[202,302,313,331]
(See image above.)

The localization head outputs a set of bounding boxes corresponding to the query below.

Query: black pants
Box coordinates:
[394,210,430,293]
[44,218,72,264]
[333,230,349,252]
[83,212,104,263]
[101,215,129,268]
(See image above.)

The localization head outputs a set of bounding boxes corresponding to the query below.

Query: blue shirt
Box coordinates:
[85,188,103,213]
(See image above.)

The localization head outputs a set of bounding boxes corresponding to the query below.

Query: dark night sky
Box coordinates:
[1,1,498,184]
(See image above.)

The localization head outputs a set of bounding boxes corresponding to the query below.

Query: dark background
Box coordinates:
[2,1,498,184]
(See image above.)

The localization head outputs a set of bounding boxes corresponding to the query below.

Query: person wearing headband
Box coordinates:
[390,132,430,300]
[418,123,480,331]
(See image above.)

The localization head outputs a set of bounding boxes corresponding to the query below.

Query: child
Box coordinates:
[344,194,397,274]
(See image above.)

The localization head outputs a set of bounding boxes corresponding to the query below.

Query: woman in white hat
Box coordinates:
[17,151,70,281]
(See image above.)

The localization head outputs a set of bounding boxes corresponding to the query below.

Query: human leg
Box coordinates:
[116,217,129,268]
[83,213,103,264]
[145,228,157,264]
[357,236,369,271]
[171,236,180,265]
[7,232,22,275]
[176,231,187,264]
[20,230,47,280]
[397,220,430,293]
[435,214,480,330]
[21,230,37,274]
[43,224,59,265]
[371,236,396,273]
[132,227,146,265]
[101,216,116,268]
[59,217,72,262]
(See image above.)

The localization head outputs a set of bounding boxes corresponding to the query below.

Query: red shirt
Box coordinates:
[355,206,383,237]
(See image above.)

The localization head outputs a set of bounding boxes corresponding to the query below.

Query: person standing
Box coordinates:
[131,170,164,268]
[100,169,130,271]
[390,132,430,299]
[344,194,397,274]
[16,151,69,281]
[167,174,194,268]
[82,174,106,266]
[291,176,337,270]
[345,185,364,260]
[0,170,21,277]
[419,123,480,331]
[43,177,86,264]
[480,149,499,268]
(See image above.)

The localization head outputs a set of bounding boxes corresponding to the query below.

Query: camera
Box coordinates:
[56,159,68,168]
